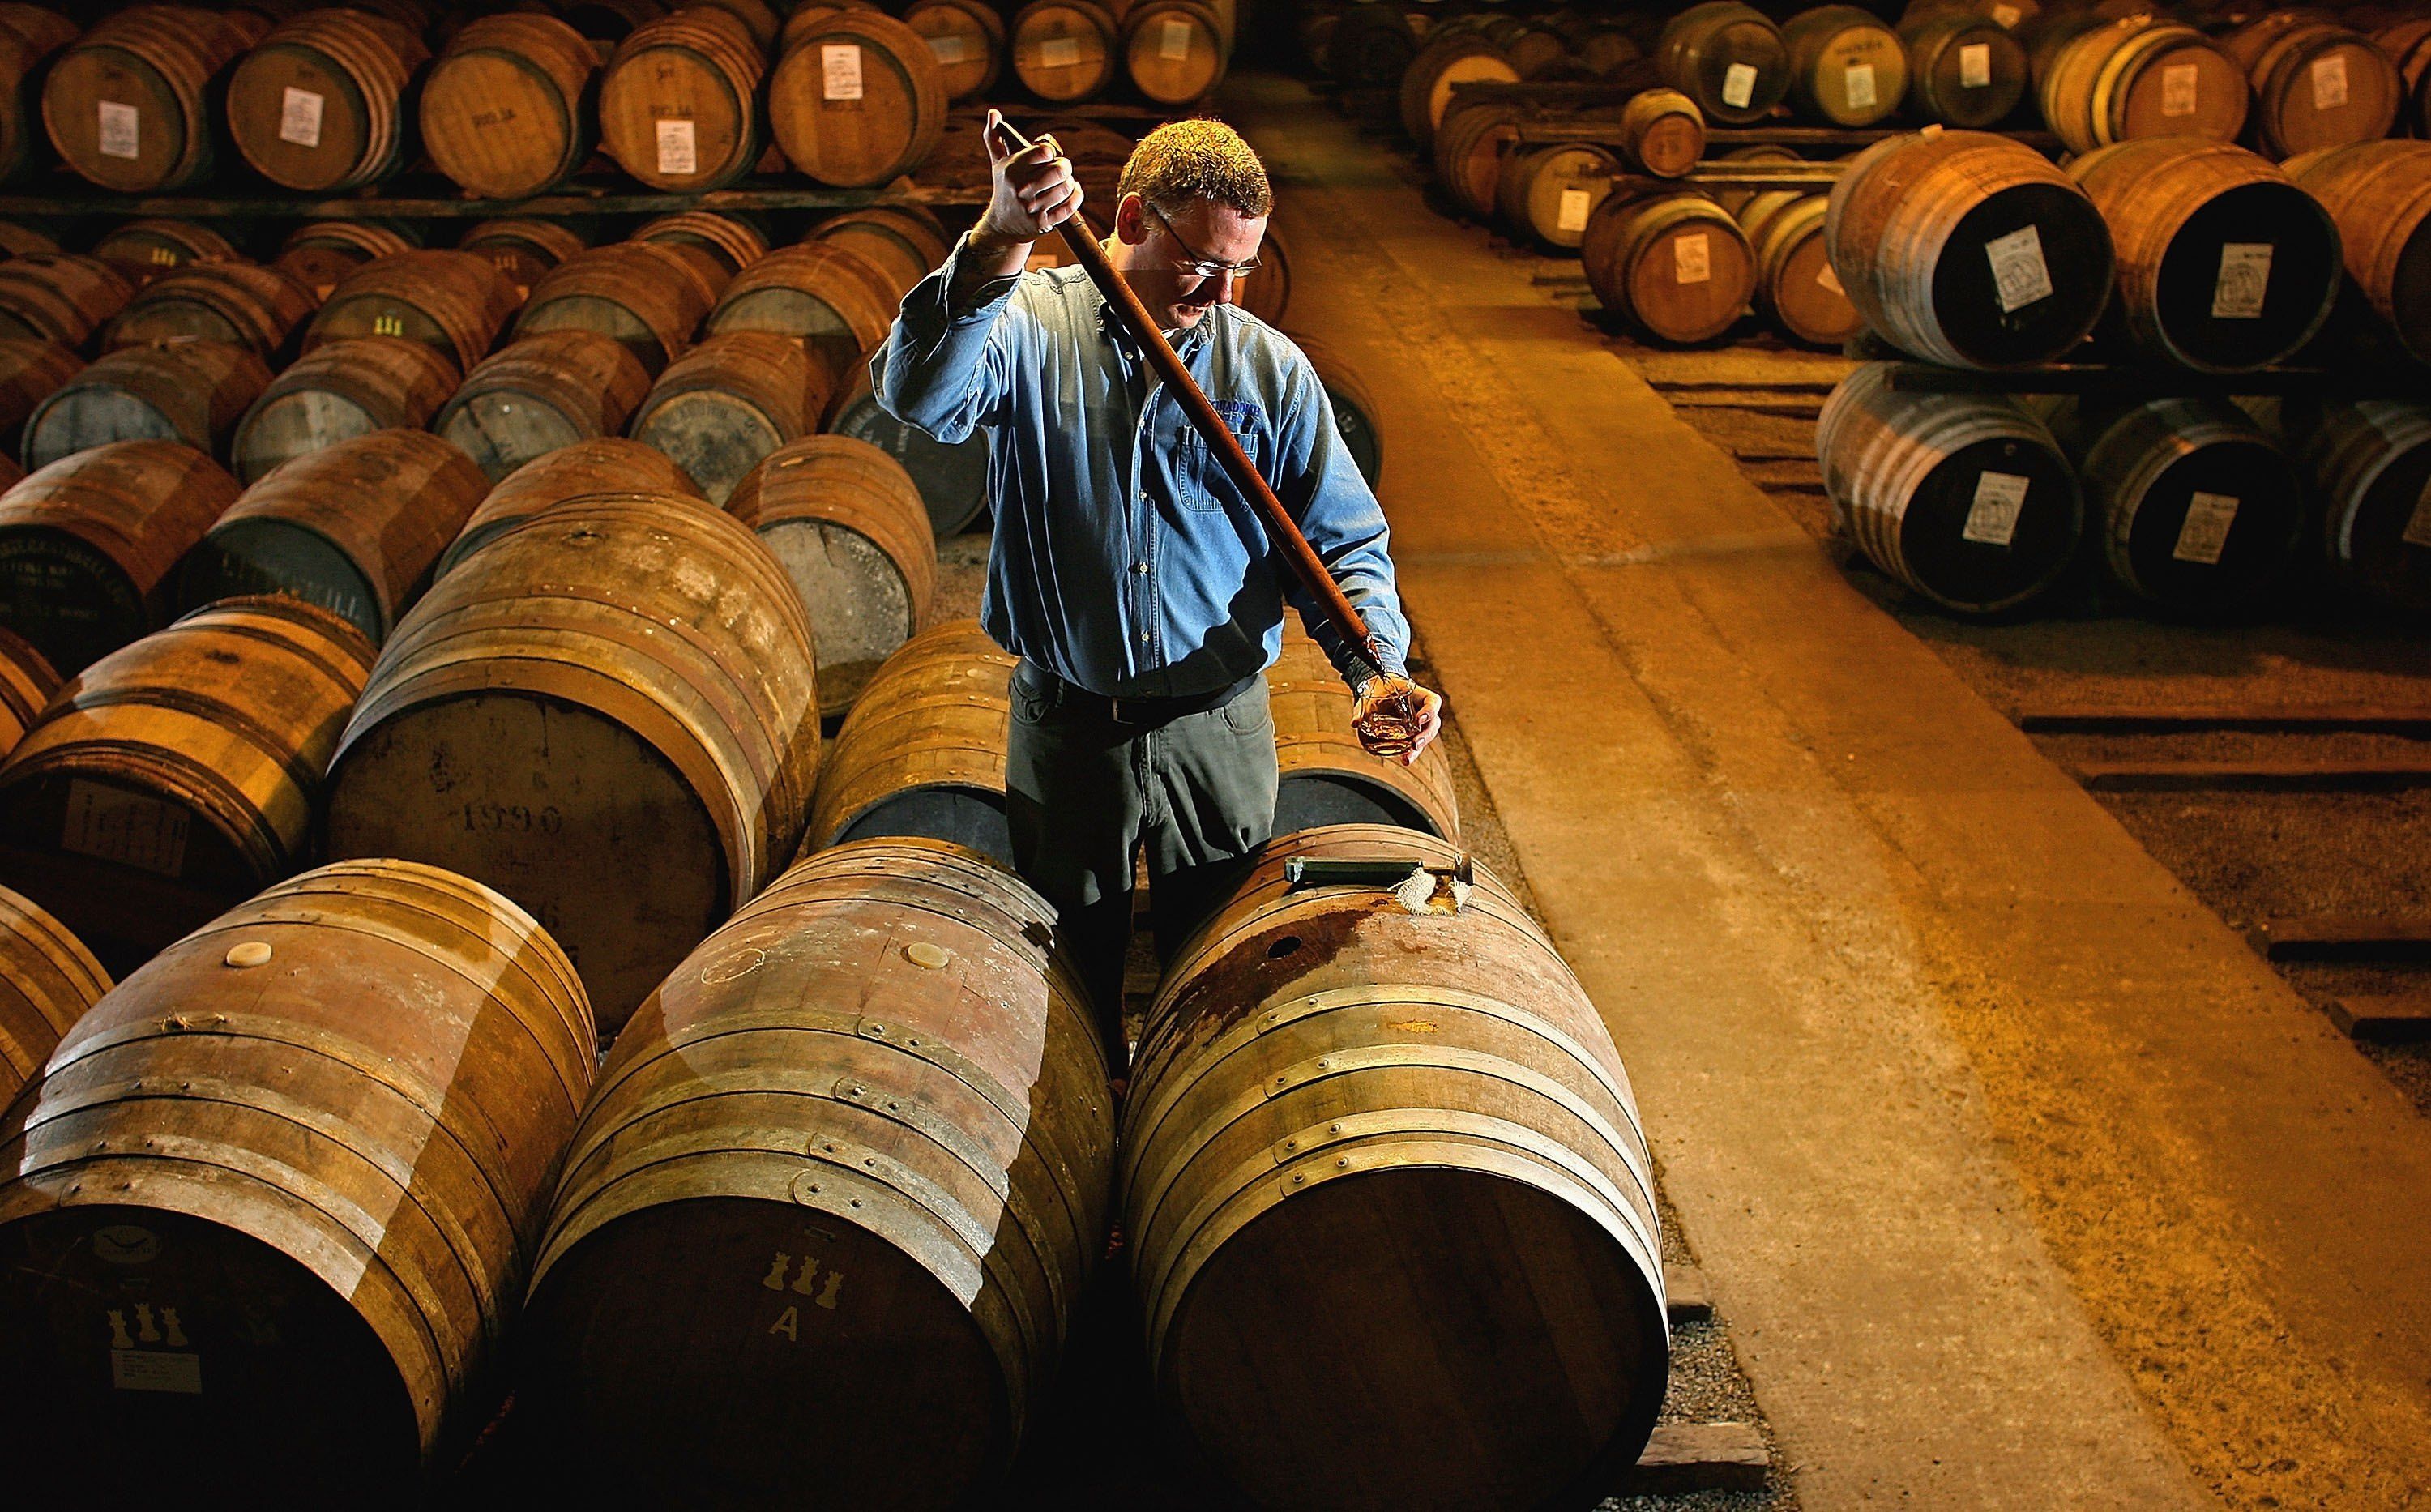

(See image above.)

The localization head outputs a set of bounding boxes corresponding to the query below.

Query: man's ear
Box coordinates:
[1114,193,1148,246]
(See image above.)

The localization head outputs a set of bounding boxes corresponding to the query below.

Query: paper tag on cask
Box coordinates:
[2311,53,2348,110]
[2211,242,2271,319]
[2162,62,2198,116]
[98,101,139,160]
[928,32,969,64]
[2404,481,2431,549]
[1985,224,2053,313]
[1844,62,1877,110]
[1963,471,2030,547]
[1557,188,1591,233]
[1160,17,1194,60]
[62,779,189,876]
[280,87,324,147]
[112,1350,201,1395]
[823,43,865,100]
[1041,36,1081,68]
[656,118,697,175]
[1818,258,1844,295]
[1990,2,2020,27]
[1960,42,1992,88]
[2173,491,2238,565]
[1673,232,1711,284]
[1721,62,1757,109]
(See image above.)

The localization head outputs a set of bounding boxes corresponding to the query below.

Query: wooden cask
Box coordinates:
[1497,145,1620,253]
[226,8,429,191]
[904,0,1006,102]
[421,14,596,199]
[271,218,417,299]
[22,340,271,470]
[2381,18,2431,139]
[686,0,780,52]
[1234,218,1291,327]
[0,441,237,674]
[0,859,592,1494]
[1125,824,1666,1512]
[1784,5,1908,126]
[1267,626,1456,839]
[1582,191,1756,345]
[102,261,318,361]
[90,219,240,292]
[599,7,765,191]
[1615,88,1703,180]
[2039,18,2246,156]
[0,885,105,1104]
[1324,1,1414,91]
[2284,140,2431,368]
[827,363,990,538]
[326,491,821,1031]
[460,218,590,296]
[1737,190,1861,346]
[1433,100,1524,220]
[728,434,936,715]
[770,9,948,188]
[1122,0,1228,106]
[1901,11,2028,128]
[305,250,519,374]
[436,331,652,484]
[2067,137,2338,373]
[809,204,951,293]
[520,838,1112,1506]
[0,220,57,257]
[708,241,904,384]
[630,331,826,506]
[0,340,83,457]
[633,209,767,280]
[2054,394,2301,616]
[41,6,263,192]
[1656,2,1790,126]
[1815,361,2081,614]
[0,254,134,348]
[0,597,374,967]
[2223,13,2400,161]
[231,336,456,485]
[1825,130,2114,368]
[516,243,713,376]
[1010,1,1118,104]
[181,430,487,644]
[802,620,1011,860]
[0,621,53,757]
[2287,397,2431,617]
[1288,330,1383,488]
[0,6,75,186]
[437,436,703,578]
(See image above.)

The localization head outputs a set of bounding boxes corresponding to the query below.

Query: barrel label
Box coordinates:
[1161,17,1195,61]
[2173,492,2238,566]
[656,118,698,176]
[1721,62,1757,109]
[1990,3,2020,27]
[1557,188,1592,233]
[2403,481,2431,549]
[1985,225,2053,313]
[1960,43,1992,88]
[2211,243,2271,320]
[2310,53,2348,111]
[1041,36,1082,69]
[97,101,139,160]
[822,43,865,101]
[1673,233,1711,284]
[280,88,325,149]
[111,1348,200,1395]
[928,32,969,63]
[62,779,189,877]
[2162,63,2198,117]
[1963,471,2029,548]
[1818,258,1844,295]
[1844,63,1877,110]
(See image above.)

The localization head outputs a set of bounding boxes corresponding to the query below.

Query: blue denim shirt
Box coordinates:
[872,234,1411,700]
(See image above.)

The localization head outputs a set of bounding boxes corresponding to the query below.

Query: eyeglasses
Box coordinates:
[1143,204,1262,280]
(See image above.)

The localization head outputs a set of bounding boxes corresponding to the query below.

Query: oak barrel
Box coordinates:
[1288,330,1384,489]
[802,619,1010,860]
[230,336,456,485]
[0,5,75,186]
[904,0,1005,102]
[101,261,318,361]
[515,242,713,376]
[0,340,83,457]
[1582,190,1757,345]
[0,254,134,348]
[519,836,1113,1506]
[2038,17,2245,156]
[436,437,704,578]
[632,209,767,280]
[271,217,417,300]
[770,8,948,188]
[2066,137,2338,373]
[225,8,429,191]
[1433,100,1525,220]
[2284,140,2431,368]
[707,241,905,384]
[305,250,519,374]
[2287,397,2431,617]
[1732,189,1860,345]
[2222,12,2400,161]
[326,490,821,1031]
[1816,361,2082,614]
[827,361,991,538]
[0,883,105,1104]
[0,440,237,674]
[1323,1,1414,91]
[1267,626,1457,840]
[435,330,652,482]
[1616,88,1703,180]
[1122,0,1228,107]
[181,429,488,644]
[1010,1,1118,104]
[0,621,52,756]
[0,859,593,1495]
[1233,216,1291,327]
[0,220,57,257]
[90,218,238,290]
[1656,2,1789,126]
[1399,32,1519,150]
[1498,143,1622,253]
[41,6,263,192]
[0,597,374,969]
[1900,11,2028,128]
[460,217,590,297]
[1825,129,2113,368]
[1124,824,1667,1512]
[810,203,951,293]
[630,331,827,505]
[421,14,597,199]
[22,340,271,471]
[599,7,766,191]
[1784,4,1908,126]
[728,434,936,715]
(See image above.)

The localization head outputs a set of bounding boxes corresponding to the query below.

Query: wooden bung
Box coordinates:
[0,254,134,348]
[1124,825,1666,1512]
[728,434,938,717]
[770,8,948,189]
[422,14,598,199]
[0,596,375,968]
[326,489,821,1031]
[102,262,319,361]
[225,8,429,191]
[436,330,653,483]
[599,6,767,192]
[438,437,703,579]
[305,250,520,374]
[0,884,104,1104]
[1267,623,1458,839]
[630,331,828,506]
[515,242,714,376]
[1582,190,1758,346]
[519,838,1112,1506]
[0,860,593,1492]
[41,6,265,193]
[232,336,459,485]
[801,619,1010,857]
[22,339,272,471]
[1010,1,1119,104]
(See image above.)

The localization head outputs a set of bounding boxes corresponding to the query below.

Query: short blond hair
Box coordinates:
[1117,119,1273,220]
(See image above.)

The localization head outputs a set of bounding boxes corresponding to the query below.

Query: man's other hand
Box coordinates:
[1351,674,1444,767]
[979,108,1083,246]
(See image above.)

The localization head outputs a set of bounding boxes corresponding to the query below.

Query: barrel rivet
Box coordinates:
[906,942,950,970]
[1283,1139,1297,1151]
[1290,1173,1305,1185]
[850,1199,863,1209]
[1328,1123,1342,1134]
[1336,1157,1350,1169]
[1316,1058,1331,1070]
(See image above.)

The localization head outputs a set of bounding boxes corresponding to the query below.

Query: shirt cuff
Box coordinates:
[941,230,1024,324]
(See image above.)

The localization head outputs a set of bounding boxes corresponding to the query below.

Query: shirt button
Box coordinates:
[1134,562,1148,574]
[1138,631,1150,644]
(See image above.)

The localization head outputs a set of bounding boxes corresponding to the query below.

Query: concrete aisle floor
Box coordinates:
[1225,77,2431,1511]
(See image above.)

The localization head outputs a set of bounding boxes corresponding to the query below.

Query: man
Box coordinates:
[874,112,1442,1057]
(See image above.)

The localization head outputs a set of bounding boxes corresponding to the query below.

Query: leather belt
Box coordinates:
[1021,662,1261,727]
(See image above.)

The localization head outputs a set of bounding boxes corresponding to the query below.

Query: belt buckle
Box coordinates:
[1108,694,1139,724]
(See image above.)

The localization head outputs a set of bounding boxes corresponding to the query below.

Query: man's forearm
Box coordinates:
[951,227,1032,305]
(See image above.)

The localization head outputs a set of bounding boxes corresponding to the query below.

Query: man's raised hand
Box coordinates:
[977,108,1083,247]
